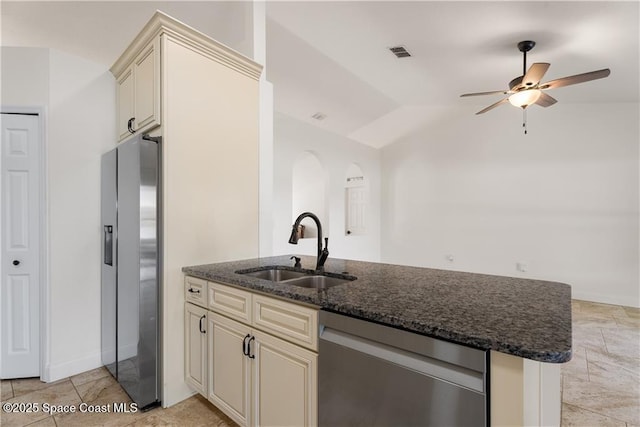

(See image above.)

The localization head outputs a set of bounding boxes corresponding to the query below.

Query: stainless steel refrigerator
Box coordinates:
[101,134,161,409]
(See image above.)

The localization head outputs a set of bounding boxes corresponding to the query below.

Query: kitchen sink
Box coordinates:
[284,275,353,290]
[235,266,356,289]
[238,268,309,282]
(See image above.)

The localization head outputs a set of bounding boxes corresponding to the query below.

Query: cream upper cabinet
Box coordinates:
[184,302,207,396]
[114,38,160,141]
[116,67,134,141]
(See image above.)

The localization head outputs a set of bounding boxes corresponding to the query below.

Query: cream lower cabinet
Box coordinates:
[251,329,317,427]
[184,302,207,396]
[207,312,251,426]
[186,278,318,427]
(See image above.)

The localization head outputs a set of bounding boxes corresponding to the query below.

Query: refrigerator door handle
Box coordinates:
[104,225,113,266]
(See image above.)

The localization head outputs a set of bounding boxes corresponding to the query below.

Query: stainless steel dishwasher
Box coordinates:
[319,311,488,427]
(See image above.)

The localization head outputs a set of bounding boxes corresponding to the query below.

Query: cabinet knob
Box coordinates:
[12,260,20,266]
[127,117,136,134]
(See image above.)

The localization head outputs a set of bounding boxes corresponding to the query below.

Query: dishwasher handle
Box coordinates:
[320,327,484,393]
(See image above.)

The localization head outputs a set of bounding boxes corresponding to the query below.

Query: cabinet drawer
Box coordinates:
[253,295,318,351]
[209,282,252,324]
[185,276,207,307]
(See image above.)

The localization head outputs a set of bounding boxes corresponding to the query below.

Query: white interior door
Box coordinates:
[345,186,366,236]
[1,113,40,379]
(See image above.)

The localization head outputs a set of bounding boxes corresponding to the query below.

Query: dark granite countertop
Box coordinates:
[182,255,572,363]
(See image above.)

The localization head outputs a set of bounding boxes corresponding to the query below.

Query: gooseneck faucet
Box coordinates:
[288,212,329,272]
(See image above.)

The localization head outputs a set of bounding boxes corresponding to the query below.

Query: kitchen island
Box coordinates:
[183,255,572,426]
[183,255,571,362]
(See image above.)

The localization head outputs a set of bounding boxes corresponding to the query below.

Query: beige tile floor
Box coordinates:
[0,367,235,427]
[1,299,638,426]
[561,300,640,426]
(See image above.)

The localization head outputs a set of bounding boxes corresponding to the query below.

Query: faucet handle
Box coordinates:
[324,237,329,249]
[290,256,302,268]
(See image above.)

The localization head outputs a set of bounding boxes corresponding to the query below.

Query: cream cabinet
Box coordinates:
[184,302,207,396]
[185,277,318,427]
[115,38,160,141]
[111,11,262,407]
[252,329,317,427]
[207,312,251,426]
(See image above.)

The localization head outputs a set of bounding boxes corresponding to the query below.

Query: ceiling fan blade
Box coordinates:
[460,90,509,97]
[535,92,557,107]
[540,68,610,90]
[476,98,509,115]
[522,63,550,87]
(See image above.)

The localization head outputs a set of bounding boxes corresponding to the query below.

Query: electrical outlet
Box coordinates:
[516,262,528,273]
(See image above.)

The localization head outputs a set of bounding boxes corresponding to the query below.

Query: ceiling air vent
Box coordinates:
[389,45,411,58]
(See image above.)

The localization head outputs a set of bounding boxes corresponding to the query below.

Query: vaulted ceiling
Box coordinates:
[2,1,638,148]
[265,1,639,147]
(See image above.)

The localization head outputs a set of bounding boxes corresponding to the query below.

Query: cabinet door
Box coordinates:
[133,38,160,132]
[116,66,134,141]
[252,330,318,427]
[184,303,207,396]
[208,312,251,427]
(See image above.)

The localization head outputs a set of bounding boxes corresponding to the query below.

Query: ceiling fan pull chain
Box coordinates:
[523,109,528,135]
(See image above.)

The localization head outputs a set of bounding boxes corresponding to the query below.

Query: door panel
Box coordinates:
[253,330,317,427]
[134,40,160,131]
[185,303,207,395]
[7,171,29,248]
[1,113,40,378]
[208,312,250,427]
[7,275,31,352]
[116,137,159,408]
[117,68,134,141]
[345,186,366,235]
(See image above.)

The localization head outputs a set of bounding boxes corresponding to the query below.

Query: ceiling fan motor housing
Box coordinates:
[517,40,536,53]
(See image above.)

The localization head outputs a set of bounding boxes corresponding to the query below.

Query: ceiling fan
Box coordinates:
[460,40,610,128]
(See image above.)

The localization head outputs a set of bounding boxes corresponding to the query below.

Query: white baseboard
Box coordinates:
[162,379,193,408]
[572,290,640,308]
[47,351,102,382]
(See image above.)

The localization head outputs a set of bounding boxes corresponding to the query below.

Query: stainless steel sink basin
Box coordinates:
[235,266,356,289]
[284,275,353,290]
[239,268,308,282]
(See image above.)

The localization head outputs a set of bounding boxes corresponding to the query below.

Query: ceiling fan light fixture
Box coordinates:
[508,89,541,109]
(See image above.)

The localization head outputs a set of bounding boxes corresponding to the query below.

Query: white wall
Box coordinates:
[292,152,328,238]
[1,47,49,106]
[273,112,381,262]
[380,103,640,308]
[47,49,115,379]
[1,46,115,380]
